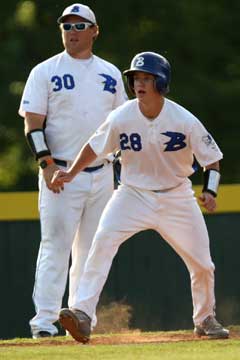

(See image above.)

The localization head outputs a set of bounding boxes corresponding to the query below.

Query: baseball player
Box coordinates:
[18,3,127,338]
[52,52,229,343]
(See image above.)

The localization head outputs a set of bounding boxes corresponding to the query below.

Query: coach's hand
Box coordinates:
[42,163,63,193]
[198,192,216,212]
[51,170,74,189]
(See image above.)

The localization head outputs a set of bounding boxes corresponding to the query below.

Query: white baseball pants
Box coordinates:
[30,163,113,337]
[73,179,215,326]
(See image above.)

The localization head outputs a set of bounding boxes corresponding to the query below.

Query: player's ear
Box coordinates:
[92,25,99,41]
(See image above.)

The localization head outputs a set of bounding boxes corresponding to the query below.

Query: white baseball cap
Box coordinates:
[57,3,97,24]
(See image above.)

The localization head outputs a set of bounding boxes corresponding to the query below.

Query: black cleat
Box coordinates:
[59,308,91,344]
[194,316,229,339]
[33,331,53,339]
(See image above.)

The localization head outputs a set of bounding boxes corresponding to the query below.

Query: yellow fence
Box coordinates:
[1,192,39,220]
[1,184,240,220]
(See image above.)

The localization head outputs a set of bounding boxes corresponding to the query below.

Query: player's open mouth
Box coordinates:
[137,90,146,95]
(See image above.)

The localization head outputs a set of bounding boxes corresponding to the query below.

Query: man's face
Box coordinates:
[133,72,157,99]
[60,15,98,57]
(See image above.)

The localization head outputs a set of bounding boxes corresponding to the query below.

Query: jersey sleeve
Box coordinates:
[89,113,119,157]
[190,119,223,167]
[18,65,48,117]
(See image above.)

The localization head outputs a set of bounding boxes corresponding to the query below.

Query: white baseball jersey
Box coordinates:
[89,98,223,190]
[19,50,127,164]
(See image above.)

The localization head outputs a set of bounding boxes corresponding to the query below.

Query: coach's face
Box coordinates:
[60,15,99,58]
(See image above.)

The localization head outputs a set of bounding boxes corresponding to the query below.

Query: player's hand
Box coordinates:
[51,170,74,188]
[42,163,64,193]
[198,192,217,212]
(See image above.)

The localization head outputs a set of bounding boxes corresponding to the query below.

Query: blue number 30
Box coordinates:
[51,74,75,92]
[120,133,142,151]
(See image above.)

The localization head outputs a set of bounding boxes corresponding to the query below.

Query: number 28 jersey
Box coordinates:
[89,98,223,190]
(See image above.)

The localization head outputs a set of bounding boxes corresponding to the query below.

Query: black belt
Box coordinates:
[53,158,104,173]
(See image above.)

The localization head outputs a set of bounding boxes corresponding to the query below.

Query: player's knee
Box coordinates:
[201,260,215,273]
[92,228,121,252]
[191,261,215,280]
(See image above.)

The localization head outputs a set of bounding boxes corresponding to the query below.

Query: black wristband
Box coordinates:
[26,129,51,160]
[202,169,220,197]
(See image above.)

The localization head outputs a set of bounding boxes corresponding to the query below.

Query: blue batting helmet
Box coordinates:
[123,52,171,95]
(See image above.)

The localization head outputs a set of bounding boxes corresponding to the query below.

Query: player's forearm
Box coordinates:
[68,143,97,177]
[204,161,220,172]
[202,161,220,197]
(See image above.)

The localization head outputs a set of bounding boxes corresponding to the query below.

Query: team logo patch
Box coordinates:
[162,131,187,151]
[99,74,117,94]
[70,5,81,13]
[202,134,218,151]
[135,56,145,67]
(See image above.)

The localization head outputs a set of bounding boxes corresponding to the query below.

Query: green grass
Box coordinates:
[1,341,239,360]
[0,329,239,360]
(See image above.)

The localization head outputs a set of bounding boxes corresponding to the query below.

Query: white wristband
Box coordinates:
[26,129,51,160]
[203,169,220,197]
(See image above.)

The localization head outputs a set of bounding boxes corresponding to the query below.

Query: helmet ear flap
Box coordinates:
[155,76,170,95]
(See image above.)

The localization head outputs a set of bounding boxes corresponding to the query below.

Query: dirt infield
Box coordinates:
[1,327,239,347]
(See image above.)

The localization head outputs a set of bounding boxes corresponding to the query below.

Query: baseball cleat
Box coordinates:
[32,331,53,339]
[59,308,91,343]
[194,315,229,339]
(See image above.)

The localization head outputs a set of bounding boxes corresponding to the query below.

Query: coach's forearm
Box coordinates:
[68,143,97,177]
[24,112,46,133]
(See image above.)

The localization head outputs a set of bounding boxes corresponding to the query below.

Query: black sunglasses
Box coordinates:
[61,22,93,32]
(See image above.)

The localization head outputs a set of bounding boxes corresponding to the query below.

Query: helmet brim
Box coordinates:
[123,68,156,77]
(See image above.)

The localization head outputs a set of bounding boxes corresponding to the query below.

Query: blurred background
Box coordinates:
[0,0,239,190]
[0,0,239,339]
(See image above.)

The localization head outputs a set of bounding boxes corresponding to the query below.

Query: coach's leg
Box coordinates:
[30,174,84,337]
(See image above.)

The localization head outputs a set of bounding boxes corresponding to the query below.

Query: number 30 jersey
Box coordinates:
[89,98,223,190]
[19,51,127,162]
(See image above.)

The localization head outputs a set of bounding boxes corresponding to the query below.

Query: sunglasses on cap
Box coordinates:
[61,22,93,32]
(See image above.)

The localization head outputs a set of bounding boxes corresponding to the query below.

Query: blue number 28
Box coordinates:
[120,133,142,151]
